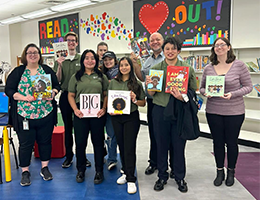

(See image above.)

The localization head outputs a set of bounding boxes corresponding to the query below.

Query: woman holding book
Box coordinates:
[68,49,108,184]
[200,37,253,187]
[146,37,197,193]
[5,43,60,186]
[108,57,146,194]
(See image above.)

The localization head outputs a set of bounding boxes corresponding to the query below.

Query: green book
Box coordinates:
[205,75,225,97]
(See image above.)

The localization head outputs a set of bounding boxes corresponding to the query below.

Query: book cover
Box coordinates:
[31,74,52,100]
[253,84,260,95]
[205,75,225,97]
[107,90,131,114]
[246,62,259,72]
[80,94,100,117]
[197,95,204,110]
[43,56,55,68]
[201,55,210,70]
[53,42,69,60]
[256,58,260,68]
[165,66,189,94]
[130,36,150,67]
[147,69,164,92]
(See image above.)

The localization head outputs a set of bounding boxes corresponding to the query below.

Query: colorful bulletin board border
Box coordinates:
[80,12,133,41]
[39,13,80,54]
[134,0,231,47]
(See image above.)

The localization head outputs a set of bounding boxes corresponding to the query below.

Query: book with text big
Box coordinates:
[31,74,52,100]
[205,76,225,97]
[80,94,100,117]
[165,66,189,94]
[147,70,164,92]
[107,90,131,114]
[53,42,69,60]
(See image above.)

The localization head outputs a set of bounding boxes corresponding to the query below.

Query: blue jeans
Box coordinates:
[105,114,118,163]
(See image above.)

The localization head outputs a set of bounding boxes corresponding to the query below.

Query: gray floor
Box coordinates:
[5,124,259,200]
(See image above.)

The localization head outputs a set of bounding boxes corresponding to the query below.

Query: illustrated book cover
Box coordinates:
[246,62,259,72]
[253,84,260,95]
[53,42,69,60]
[165,66,189,94]
[205,75,225,97]
[31,74,52,100]
[107,90,131,114]
[147,70,164,92]
[130,36,150,67]
[80,94,100,117]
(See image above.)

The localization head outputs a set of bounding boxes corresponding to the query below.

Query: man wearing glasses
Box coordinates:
[54,32,91,168]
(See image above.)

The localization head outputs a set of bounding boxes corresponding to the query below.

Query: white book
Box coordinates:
[107,90,131,115]
[80,94,100,118]
[53,42,69,60]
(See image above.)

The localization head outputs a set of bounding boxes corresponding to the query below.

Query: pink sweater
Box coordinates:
[200,59,253,115]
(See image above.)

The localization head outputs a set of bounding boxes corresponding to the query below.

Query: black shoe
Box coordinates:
[214,169,225,186]
[76,171,85,183]
[94,172,104,184]
[86,158,91,167]
[170,170,175,179]
[145,165,157,175]
[154,179,167,191]
[20,171,31,186]
[225,169,235,186]
[62,158,73,168]
[176,179,188,193]
[40,166,53,181]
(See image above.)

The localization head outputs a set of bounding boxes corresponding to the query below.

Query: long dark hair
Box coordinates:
[210,37,236,65]
[115,57,141,99]
[21,43,43,66]
[75,49,103,81]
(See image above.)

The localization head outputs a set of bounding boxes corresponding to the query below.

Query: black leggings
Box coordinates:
[206,113,245,169]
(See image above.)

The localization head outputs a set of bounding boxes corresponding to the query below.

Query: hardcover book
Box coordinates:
[165,66,190,94]
[53,42,69,60]
[107,90,131,114]
[246,62,259,72]
[31,74,52,100]
[130,36,150,67]
[205,75,225,97]
[201,55,210,70]
[253,84,260,95]
[147,69,164,92]
[80,94,100,117]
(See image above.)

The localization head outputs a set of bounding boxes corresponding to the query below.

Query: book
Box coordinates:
[53,42,69,60]
[253,84,260,95]
[201,55,210,70]
[147,69,164,92]
[165,66,189,94]
[80,94,100,117]
[256,58,260,68]
[197,95,204,110]
[205,75,225,97]
[246,62,259,72]
[43,56,55,68]
[130,36,150,67]
[107,90,131,114]
[31,74,52,100]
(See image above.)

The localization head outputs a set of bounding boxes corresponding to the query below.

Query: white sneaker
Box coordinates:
[117,174,127,184]
[127,182,137,194]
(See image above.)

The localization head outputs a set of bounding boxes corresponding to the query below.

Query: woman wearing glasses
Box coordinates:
[199,37,253,187]
[5,43,60,186]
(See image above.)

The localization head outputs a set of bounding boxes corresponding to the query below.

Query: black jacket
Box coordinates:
[5,64,60,132]
[163,89,200,140]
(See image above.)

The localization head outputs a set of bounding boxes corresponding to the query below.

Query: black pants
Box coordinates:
[74,114,106,173]
[111,110,140,182]
[153,105,186,181]
[17,111,54,167]
[206,113,245,169]
[59,91,74,160]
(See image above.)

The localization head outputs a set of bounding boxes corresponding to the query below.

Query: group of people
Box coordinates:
[5,30,253,194]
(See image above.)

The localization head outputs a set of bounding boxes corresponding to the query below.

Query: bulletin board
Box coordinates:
[38,13,80,54]
[79,0,133,54]
[134,0,231,47]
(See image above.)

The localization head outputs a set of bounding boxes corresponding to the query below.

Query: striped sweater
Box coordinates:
[200,59,253,115]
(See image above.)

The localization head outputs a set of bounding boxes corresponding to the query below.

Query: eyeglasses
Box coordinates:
[214,43,227,48]
[67,39,76,43]
[26,52,39,55]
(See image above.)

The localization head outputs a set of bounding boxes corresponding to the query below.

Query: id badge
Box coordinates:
[23,119,29,130]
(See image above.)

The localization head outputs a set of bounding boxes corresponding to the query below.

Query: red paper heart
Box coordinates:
[139,1,169,34]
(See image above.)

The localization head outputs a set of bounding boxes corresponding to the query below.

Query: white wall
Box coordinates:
[0,25,11,64]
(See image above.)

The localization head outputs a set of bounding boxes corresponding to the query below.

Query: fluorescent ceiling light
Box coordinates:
[0,16,26,24]
[21,8,56,19]
[50,0,95,12]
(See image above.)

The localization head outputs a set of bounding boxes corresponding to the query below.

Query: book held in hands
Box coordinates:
[53,42,69,60]
[205,75,225,97]
[80,94,100,117]
[165,66,190,94]
[147,70,164,92]
[107,90,131,114]
[31,74,52,100]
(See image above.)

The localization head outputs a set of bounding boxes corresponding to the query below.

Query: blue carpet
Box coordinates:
[0,154,140,200]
